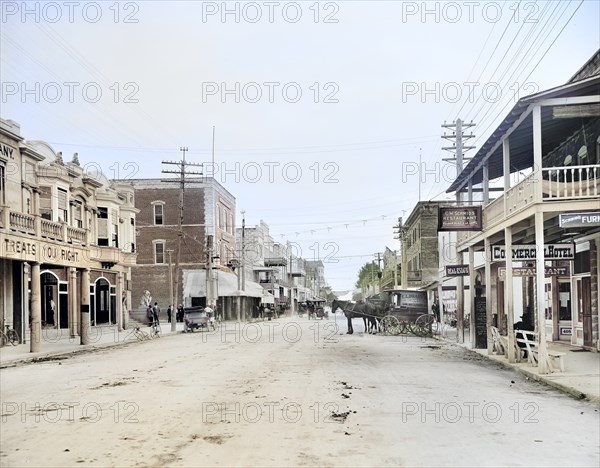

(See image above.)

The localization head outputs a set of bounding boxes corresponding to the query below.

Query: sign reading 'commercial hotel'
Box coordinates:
[491,244,575,261]
[438,206,482,231]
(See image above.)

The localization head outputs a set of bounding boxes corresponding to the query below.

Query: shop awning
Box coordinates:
[183,269,271,299]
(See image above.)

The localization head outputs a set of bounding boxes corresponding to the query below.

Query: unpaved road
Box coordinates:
[1,315,599,467]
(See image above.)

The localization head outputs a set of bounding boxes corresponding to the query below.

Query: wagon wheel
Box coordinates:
[413,314,435,337]
[380,315,400,335]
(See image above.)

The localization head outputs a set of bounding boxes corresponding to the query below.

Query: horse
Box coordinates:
[331,299,381,334]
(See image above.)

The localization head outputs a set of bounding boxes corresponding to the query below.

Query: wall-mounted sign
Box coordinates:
[559,327,572,336]
[498,266,570,277]
[0,142,16,160]
[559,212,600,228]
[491,244,575,261]
[446,264,469,276]
[438,206,482,231]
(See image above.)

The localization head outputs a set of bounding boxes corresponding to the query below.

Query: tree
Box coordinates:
[355,262,381,293]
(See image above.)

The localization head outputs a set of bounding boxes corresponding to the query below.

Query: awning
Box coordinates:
[183,269,271,298]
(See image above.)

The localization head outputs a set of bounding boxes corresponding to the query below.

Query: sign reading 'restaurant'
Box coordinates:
[492,244,575,261]
[559,212,600,228]
[438,206,482,231]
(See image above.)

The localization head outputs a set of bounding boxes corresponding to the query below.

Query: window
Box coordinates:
[97,207,109,246]
[154,241,165,264]
[39,186,52,220]
[154,203,164,225]
[0,163,5,205]
[57,188,68,222]
[72,200,83,228]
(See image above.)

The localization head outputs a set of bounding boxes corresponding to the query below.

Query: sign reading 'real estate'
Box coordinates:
[559,212,600,228]
[445,264,470,276]
[492,244,575,261]
[438,206,482,231]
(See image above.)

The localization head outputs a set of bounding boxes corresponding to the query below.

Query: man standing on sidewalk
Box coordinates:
[152,302,161,325]
[167,305,172,323]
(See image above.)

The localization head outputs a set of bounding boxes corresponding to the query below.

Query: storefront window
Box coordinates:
[559,282,572,320]
[545,283,552,320]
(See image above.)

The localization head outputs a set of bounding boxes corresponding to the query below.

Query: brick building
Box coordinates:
[122,178,237,320]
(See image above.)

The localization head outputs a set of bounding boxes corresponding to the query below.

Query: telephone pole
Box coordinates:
[442,119,475,344]
[393,215,406,289]
[162,147,203,332]
[442,118,476,201]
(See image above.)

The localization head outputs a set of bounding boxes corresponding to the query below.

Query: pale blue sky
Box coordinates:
[2,0,599,290]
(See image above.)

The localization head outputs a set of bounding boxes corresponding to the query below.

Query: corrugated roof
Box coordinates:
[447,75,600,193]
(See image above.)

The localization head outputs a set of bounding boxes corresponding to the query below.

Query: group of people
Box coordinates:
[146,303,186,326]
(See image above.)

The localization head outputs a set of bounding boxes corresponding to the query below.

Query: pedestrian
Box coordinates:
[152,302,161,325]
[177,304,184,322]
[167,304,172,323]
[146,305,154,326]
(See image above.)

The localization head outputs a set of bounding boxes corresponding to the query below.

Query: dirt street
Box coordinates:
[1,316,599,467]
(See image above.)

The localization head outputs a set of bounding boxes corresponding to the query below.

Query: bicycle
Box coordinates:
[125,326,151,341]
[1,325,20,346]
[149,321,161,339]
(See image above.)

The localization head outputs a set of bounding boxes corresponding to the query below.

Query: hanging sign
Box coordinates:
[491,244,575,261]
[559,212,600,228]
[438,206,482,231]
[498,266,571,277]
[445,265,469,276]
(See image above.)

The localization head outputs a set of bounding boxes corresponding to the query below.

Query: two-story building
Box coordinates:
[447,51,599,371]
[0,118,137,351]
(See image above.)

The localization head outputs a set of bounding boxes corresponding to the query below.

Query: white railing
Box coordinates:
[542,165,600,200]
[505,171,537,217]
[483,196,504,228]
[9,212,35,235]
[40,219,63,240]
[67,226,87,245]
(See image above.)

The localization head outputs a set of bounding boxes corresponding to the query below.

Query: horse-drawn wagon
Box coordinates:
[379,289,435,337]
[332,289,435,336]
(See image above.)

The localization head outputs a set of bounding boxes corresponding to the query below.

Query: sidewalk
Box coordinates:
[436,325,600,403]
[0,321,186,368]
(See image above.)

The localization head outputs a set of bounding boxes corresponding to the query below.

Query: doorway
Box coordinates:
[577,277,592,348]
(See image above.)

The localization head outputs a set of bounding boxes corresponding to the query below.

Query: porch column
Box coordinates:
[535,210,549,373]
[117,272,124,332]
[81,268,91,345]
[483,162,489,206]
[23,263,31,344]
[485,237,493,354]
[505,226,516,362]
[69,267,78,338]
[532,105,543,199]
[469,246,476,347]
[30,262,41,353]
[502,138,510,216]
[457,251,465,344]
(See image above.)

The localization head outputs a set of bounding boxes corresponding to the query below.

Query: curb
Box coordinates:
[0,330,182,369]
[436,335,598,403]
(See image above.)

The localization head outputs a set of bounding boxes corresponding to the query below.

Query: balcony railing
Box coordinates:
[40,218,62,240]
[9,212,35,235]
[1,207,135,263]
[542,165,600,200]
[456,164,600,248]
[67,226,87,245]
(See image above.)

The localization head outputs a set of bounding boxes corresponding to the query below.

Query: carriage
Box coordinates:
[378,289,435,337]
[307,299,327,319]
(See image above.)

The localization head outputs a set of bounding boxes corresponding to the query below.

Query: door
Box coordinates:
[580,277,592,348]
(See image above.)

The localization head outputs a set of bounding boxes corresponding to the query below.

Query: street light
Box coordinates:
[167,249,175,332]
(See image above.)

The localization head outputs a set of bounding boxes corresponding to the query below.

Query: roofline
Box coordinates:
[446,75,600,194]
